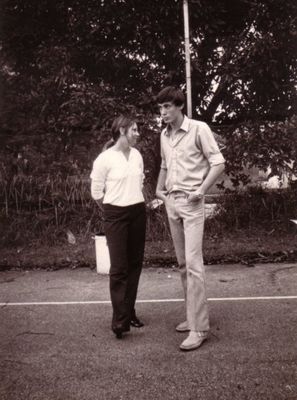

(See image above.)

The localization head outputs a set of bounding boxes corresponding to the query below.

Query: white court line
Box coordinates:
[1,295,297,306]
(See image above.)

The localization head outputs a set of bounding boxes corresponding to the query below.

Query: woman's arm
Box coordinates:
[90,155,108,207]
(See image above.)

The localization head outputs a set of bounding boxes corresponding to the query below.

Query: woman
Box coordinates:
[90,115,146,339]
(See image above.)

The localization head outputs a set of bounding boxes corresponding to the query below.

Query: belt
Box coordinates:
[168,191,189,199]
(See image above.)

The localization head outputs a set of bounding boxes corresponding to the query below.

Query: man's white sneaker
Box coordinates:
[179,331,208,351]
[175,321,190,332]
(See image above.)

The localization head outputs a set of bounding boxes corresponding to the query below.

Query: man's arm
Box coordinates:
[156,133,168,202]
[156,168,168,202]
[188,122,225,203]
[188,163,225,202]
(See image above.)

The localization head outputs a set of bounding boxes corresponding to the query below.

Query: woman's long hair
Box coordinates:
[101,115,136,152]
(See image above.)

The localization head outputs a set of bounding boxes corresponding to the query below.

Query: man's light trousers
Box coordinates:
[165,193,209,332]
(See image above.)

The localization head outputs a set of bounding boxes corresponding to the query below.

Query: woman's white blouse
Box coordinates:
[90,147,145,206]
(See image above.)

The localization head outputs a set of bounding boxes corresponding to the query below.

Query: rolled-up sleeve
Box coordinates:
[198,123,225,167]
[90,155,108,200]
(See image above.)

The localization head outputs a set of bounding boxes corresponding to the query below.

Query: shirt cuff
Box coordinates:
[160,160,167,170]
[208,153,225,167]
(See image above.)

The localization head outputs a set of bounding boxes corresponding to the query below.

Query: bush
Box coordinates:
[0,175,169,247]
[1,172,297,249]
[206,186,297,235]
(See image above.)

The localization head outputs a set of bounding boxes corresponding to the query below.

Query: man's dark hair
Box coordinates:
[156,86,185,107]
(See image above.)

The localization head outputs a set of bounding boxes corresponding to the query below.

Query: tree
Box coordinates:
[1,0,297,183]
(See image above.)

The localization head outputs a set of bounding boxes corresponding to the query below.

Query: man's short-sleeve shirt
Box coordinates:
[160,115,225,193]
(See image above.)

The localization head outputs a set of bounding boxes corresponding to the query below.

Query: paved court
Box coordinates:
[1,264,297,400]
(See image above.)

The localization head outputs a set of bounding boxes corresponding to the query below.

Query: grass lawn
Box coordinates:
[1,228,297,271]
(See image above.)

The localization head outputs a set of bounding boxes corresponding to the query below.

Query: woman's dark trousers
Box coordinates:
[103,203,146,332]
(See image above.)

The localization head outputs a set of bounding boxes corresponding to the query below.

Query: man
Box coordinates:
[155,86,225,351]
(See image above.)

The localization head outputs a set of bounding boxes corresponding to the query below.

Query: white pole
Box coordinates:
[183,0,192,118]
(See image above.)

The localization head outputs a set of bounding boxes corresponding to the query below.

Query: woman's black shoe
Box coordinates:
[130,317,144,328]
[115,331,123,339]
[112,325,130,339]
[113,328,123,339]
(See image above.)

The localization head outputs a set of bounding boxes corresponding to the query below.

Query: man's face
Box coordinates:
[158,102,183,125]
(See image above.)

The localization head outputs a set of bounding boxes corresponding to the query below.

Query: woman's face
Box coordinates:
[125,123,140,146]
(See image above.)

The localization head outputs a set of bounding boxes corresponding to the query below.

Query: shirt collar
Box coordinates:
[164,115,190,136]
